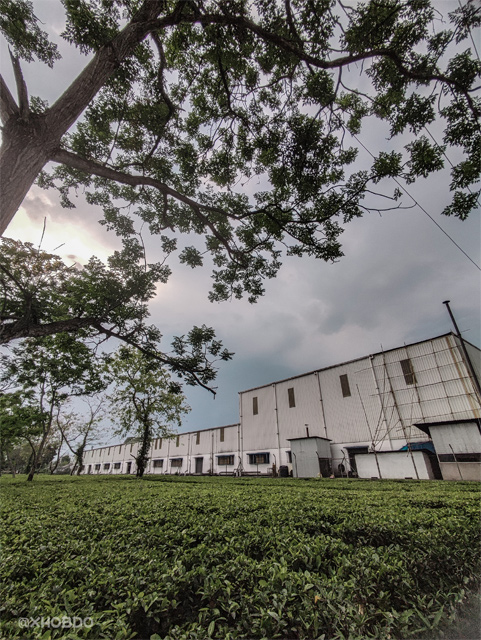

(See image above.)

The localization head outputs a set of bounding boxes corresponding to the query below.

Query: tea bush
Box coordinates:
[1,475,479,639]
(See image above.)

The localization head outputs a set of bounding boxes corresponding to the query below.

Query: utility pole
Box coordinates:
[443,301,481,404]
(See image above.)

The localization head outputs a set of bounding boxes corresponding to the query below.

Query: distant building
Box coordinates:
[82,333,480,480]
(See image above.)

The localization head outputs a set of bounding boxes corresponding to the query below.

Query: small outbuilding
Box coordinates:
[415,419,481,481]
[288,436,332,478]
[354,449,436,480]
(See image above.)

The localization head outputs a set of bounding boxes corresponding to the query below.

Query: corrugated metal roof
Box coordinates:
[239,332,473,394]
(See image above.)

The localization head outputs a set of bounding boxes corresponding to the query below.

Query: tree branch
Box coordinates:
[0,73,19,123]
[91,321,217,395]
[9,50,29,120]
[45,1,183,140]
[166,12,480,118]
[50,148,243,224]
[0,317,98,344]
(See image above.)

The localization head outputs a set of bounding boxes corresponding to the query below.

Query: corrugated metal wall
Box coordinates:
[82,334,481,476]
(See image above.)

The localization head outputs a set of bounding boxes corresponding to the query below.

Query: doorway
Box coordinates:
[126,461,132,474]
[195,457,204,474]
[346,446,369,476]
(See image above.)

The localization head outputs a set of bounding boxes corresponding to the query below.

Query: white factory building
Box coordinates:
[82,332,481,481]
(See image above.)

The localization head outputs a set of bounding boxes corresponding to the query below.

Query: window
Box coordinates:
[103,463,110,470]
[95,464,101,470]
[154,439,158,450]
[288,387,296,408]
[170,458,183,467]
[153,459,164,468]
[158,438,162,449]
[218,455,234,465]
[340,374,351,398]
[253,396,258,415]
[114,462,121,469]
[176,436,180,447]
[220,427,224,442]
[248,453,270,465]
[196,431,200,445]
[400,358,416,385]
[438,453,481,463]
[107,447,111,455]
[287,451,292,463]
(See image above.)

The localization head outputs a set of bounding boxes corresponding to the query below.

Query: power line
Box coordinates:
[423,126,480,206]
[352,134,481,272]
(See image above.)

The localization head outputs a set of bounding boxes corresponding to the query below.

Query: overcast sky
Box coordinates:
[2,1,480,441]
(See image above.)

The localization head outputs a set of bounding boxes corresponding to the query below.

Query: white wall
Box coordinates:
[355,451,434,480]
[82,334,481,478]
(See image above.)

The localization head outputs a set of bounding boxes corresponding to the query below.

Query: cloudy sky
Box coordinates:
[2,1,480,440]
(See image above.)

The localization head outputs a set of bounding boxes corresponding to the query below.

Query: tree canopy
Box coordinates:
[106,345,190,476]
[0,332,107,479]
[0,0,479,398]
[0,237,233,390]
[0,0,479,297]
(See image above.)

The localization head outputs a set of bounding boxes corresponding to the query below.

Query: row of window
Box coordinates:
[250,358,417,413]
[92,453,276,471]
[151,427,227,450]
[94,462,122,470]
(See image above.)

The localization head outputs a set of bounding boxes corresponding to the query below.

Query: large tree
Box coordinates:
[106,345,190,478]
[0,0,479,297]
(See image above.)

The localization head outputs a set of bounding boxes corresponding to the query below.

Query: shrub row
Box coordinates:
[1,475,479,639]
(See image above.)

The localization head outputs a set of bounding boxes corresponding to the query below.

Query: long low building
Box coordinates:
[82,332,481,480]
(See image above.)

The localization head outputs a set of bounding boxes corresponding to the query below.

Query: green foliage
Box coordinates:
[0,476,479,639]
[106,346,190,476]
[0,333,107,479]
[1,0,479,302]
[0,238,233,390]
[0,0,59,65]
[106,347,190,436]
[1,333,106,400]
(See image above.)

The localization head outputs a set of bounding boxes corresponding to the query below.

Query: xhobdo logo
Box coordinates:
[18,616,93,629]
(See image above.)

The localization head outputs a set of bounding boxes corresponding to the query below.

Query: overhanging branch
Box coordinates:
[50,148,241,223]
[166,12,480,118]
[90,321,217,395]
[0,317,97,344]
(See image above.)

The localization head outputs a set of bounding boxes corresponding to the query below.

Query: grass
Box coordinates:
[1,474,480,639]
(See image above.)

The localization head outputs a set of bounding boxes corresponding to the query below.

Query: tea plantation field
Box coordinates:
[1,475,480,640]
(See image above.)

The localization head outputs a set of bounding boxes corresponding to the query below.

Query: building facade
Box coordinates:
[82,333,481,479]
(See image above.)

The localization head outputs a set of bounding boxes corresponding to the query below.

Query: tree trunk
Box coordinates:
[26,429,50,482]
[0,0,170,236]
[135,423,152,478]
[5,449,16,478]
[0,118,53,235]
[24,451,34,475]
[76,443,85,476]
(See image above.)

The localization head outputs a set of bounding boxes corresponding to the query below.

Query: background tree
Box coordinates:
[0,332,107,480]
[106,345,190,478]
[55,397,106,475]
[0,390,45,476]
[0,0,478,294]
